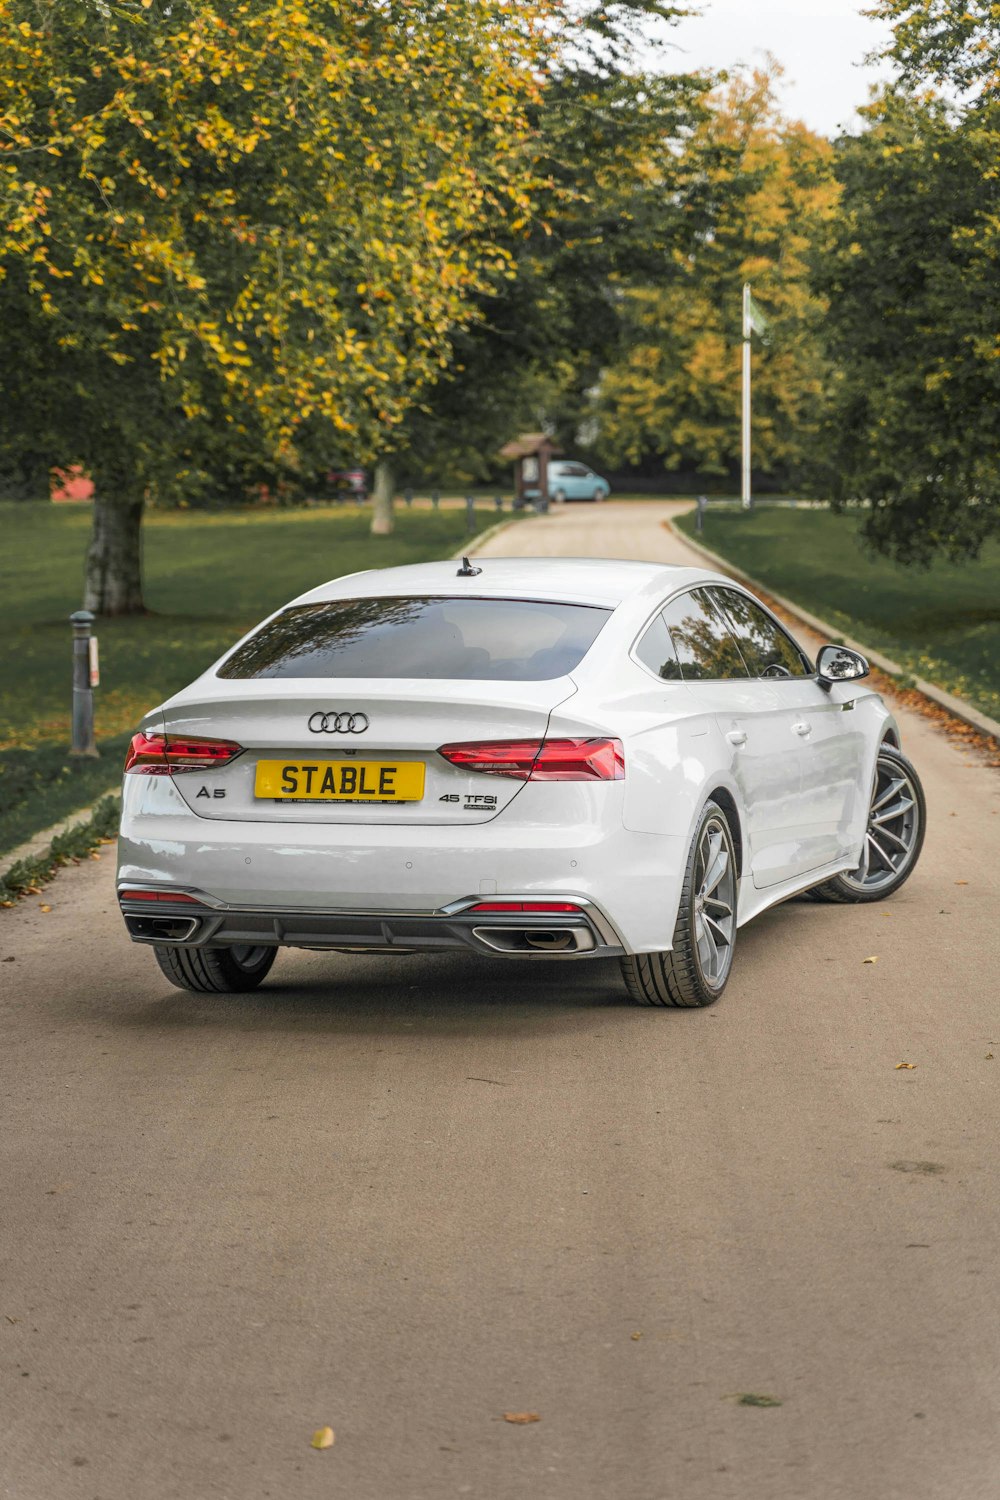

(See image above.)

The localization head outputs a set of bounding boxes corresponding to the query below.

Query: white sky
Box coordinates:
[654,1,897,137]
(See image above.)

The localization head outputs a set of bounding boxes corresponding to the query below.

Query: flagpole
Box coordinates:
[741,282,752,511]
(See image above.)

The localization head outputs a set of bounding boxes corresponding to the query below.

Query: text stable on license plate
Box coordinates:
[254,759,425,802]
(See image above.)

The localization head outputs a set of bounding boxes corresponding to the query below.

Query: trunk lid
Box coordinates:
[157,677,578,826]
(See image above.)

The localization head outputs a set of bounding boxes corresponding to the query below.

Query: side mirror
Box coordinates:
[816,643,870,691]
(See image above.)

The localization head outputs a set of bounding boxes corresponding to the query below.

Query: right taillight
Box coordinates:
[437,738,624,781]
[124,732,243,775]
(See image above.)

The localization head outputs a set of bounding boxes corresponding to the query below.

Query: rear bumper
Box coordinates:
[117,783,686,953]
[118,892,624,960]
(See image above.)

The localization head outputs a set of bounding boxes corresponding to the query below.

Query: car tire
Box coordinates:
[153,944,278,994]
[592,486,608,502]
[552,488,566,504]
[808,744,925,904]
[620,799,738,1007]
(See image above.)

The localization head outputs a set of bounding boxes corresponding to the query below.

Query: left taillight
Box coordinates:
[124,732,243,775]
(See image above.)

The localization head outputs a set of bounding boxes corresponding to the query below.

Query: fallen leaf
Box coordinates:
[955,880,969,886]
[895,1062,917,1070]
[503,1412,541,1424]
[630,1332,642,1341]
[725,1392,783,1408]
[310,1426,335,1450]
[863,956,878,964]
[986,1053,994,1060]
[39,904,52,913]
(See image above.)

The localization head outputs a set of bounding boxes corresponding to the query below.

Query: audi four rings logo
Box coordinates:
[308,711,369,734]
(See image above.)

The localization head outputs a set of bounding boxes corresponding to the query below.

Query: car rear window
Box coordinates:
[217,596,613,681]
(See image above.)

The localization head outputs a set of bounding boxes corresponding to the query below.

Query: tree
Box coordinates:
[867,0,1000,94]
[592,63,840,483]
[0,0,552,610]
[370,0,707,514]
[809,1,1000,563]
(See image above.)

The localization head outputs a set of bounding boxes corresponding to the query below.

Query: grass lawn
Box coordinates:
[676,504,1000,722]
[0,500,500,856]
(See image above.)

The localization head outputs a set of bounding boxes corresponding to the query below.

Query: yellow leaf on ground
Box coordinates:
[863,956,878,964]
[631,1331,642,1341]
[503,1412,541,1424]
[895,1062,917,1070]
[310,1426,335,1450]
[39,904,52,913]
[955,880,969,885]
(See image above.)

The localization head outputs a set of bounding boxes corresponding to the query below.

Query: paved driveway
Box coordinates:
[2,502,998,1499]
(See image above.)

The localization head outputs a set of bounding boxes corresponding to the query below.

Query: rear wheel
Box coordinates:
[153,944,277,994]
[621,799,738,1007]
[809,744,924,903]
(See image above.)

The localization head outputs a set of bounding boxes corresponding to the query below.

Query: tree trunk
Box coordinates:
[369,459,395,536]
[83,491,146,616]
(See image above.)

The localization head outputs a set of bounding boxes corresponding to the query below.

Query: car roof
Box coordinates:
[293,557,725,610]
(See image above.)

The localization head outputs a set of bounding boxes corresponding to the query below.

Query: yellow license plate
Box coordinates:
[254,759,425,802]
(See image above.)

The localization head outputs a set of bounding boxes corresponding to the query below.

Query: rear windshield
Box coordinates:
[217,595,613,681]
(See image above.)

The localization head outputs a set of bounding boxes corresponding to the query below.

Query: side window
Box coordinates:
[660,590,751,681]
[709,588,809,678]
[561,463,589,477]
[634,611,682,680]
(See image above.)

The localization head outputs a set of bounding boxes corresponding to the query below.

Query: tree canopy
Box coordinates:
[0,0,554,608]
[593,64,839,482]
[810,0,1000,562]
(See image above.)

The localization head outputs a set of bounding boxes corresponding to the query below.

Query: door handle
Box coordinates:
[792,722,812,736]
[726,730,747,746]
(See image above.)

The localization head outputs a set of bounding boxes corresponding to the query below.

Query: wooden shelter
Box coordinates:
[498,433,562,505]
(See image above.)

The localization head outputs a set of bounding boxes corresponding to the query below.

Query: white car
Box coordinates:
[117,557,925,1006]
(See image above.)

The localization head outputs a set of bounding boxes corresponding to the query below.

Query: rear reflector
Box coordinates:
[467,901,584,913]
[124,732,243,774]
[119,889,203,904]
[437,738,624,781]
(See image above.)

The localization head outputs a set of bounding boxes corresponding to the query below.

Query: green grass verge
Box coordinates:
[1,794,121,905]
[676,505,1000,722]
[0,500,501,855]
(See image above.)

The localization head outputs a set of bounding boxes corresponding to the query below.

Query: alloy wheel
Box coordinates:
[840,752,921,894]
[693,815,737,987]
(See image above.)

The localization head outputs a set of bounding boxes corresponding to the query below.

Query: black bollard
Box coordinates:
[69,610,98,757]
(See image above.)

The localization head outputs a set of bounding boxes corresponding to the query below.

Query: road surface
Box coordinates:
[2,501,999,1500]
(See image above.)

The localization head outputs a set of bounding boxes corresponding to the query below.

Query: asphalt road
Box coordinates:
[3,502,999,1500]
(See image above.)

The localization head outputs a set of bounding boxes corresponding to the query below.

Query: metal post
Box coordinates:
[494,494,503,513]
[404,487,413,509]
[431,490,440,511]
[741,282,752,511]
[465,495,476,535]
[696,494,707,534]
[69,610,98,757]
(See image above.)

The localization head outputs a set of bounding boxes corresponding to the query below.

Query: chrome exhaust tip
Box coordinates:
[523,929,573,951]
[471,925,595,955]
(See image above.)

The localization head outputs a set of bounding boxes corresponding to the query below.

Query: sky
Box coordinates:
[656,1,897,137]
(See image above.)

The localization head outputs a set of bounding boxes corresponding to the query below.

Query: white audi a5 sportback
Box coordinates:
[117,556,925,1006]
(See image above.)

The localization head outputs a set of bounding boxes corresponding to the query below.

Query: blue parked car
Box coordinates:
[525,460,610,504]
